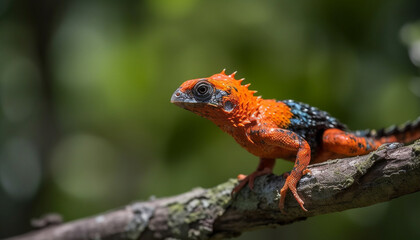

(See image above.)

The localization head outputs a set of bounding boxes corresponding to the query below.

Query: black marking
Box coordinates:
[366,139,374,151]
[281,100,347,155]
[208,89,229,106]
[403,122,412,132]
[349,135,357,142]
[376,128,385,137]
[349,147,357,154]
[233,86,238,92]
[354,116,420,141]
[385,125,398,135]
[250,130,258,135]
[250,129,266,136]
[354,129,370,137]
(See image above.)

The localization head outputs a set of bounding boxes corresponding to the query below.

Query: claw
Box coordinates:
[279,172,308,213]
[303,169,312,176]
[232,168,272,195]
[237,174,247,180]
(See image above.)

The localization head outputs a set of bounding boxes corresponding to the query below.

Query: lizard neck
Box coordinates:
[215,98,293,133]
[210,95,262,133]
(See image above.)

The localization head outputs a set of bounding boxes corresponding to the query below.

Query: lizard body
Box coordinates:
[171,70,420,212]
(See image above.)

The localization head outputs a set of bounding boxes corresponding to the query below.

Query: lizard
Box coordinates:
[170,70,420,212]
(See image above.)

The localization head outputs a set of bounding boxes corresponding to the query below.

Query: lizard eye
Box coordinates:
[192,81,214,101]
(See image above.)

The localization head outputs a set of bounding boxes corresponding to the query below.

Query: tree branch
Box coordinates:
[8,141,420,240]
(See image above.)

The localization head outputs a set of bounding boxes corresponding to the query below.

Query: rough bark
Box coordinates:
[8,141,420,240]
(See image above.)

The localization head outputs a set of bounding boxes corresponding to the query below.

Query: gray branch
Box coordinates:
[8,141,420,240]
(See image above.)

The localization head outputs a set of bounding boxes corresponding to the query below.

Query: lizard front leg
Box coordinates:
[232,158,275,194]
[255,128,311,212]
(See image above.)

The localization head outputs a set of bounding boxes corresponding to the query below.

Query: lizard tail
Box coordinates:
[354,116,420,144]
[318,117,420,163]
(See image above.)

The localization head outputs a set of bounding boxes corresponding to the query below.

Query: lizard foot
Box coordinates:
[232,168,272,195]
[279,170,308,213]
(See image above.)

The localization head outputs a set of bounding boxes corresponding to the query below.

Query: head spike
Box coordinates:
[229,71,237,78]
[237,78,245,84]
[244,83,251,88]
[221,69,226,75]
[242,119,251,125]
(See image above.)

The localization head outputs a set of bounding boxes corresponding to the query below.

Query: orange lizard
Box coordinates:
[170,70,420,212]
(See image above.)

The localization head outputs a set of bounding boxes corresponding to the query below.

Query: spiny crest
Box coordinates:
[215,70,260,128]
[228,98,258,128]
[210,70,257,97]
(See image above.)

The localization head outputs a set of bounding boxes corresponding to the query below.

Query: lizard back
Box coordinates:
[281,100,347,155]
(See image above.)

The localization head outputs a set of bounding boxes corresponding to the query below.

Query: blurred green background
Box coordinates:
[1,0,420,239]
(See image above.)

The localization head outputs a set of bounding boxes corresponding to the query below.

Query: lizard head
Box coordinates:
[171,70,257,125]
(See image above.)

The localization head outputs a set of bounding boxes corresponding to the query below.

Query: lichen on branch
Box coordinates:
[8,141,420,240]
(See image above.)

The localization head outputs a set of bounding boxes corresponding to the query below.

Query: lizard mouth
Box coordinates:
[171,87,220,111]
[171,89,197,108]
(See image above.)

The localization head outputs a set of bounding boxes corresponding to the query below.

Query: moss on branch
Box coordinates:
[8,141,420,240]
